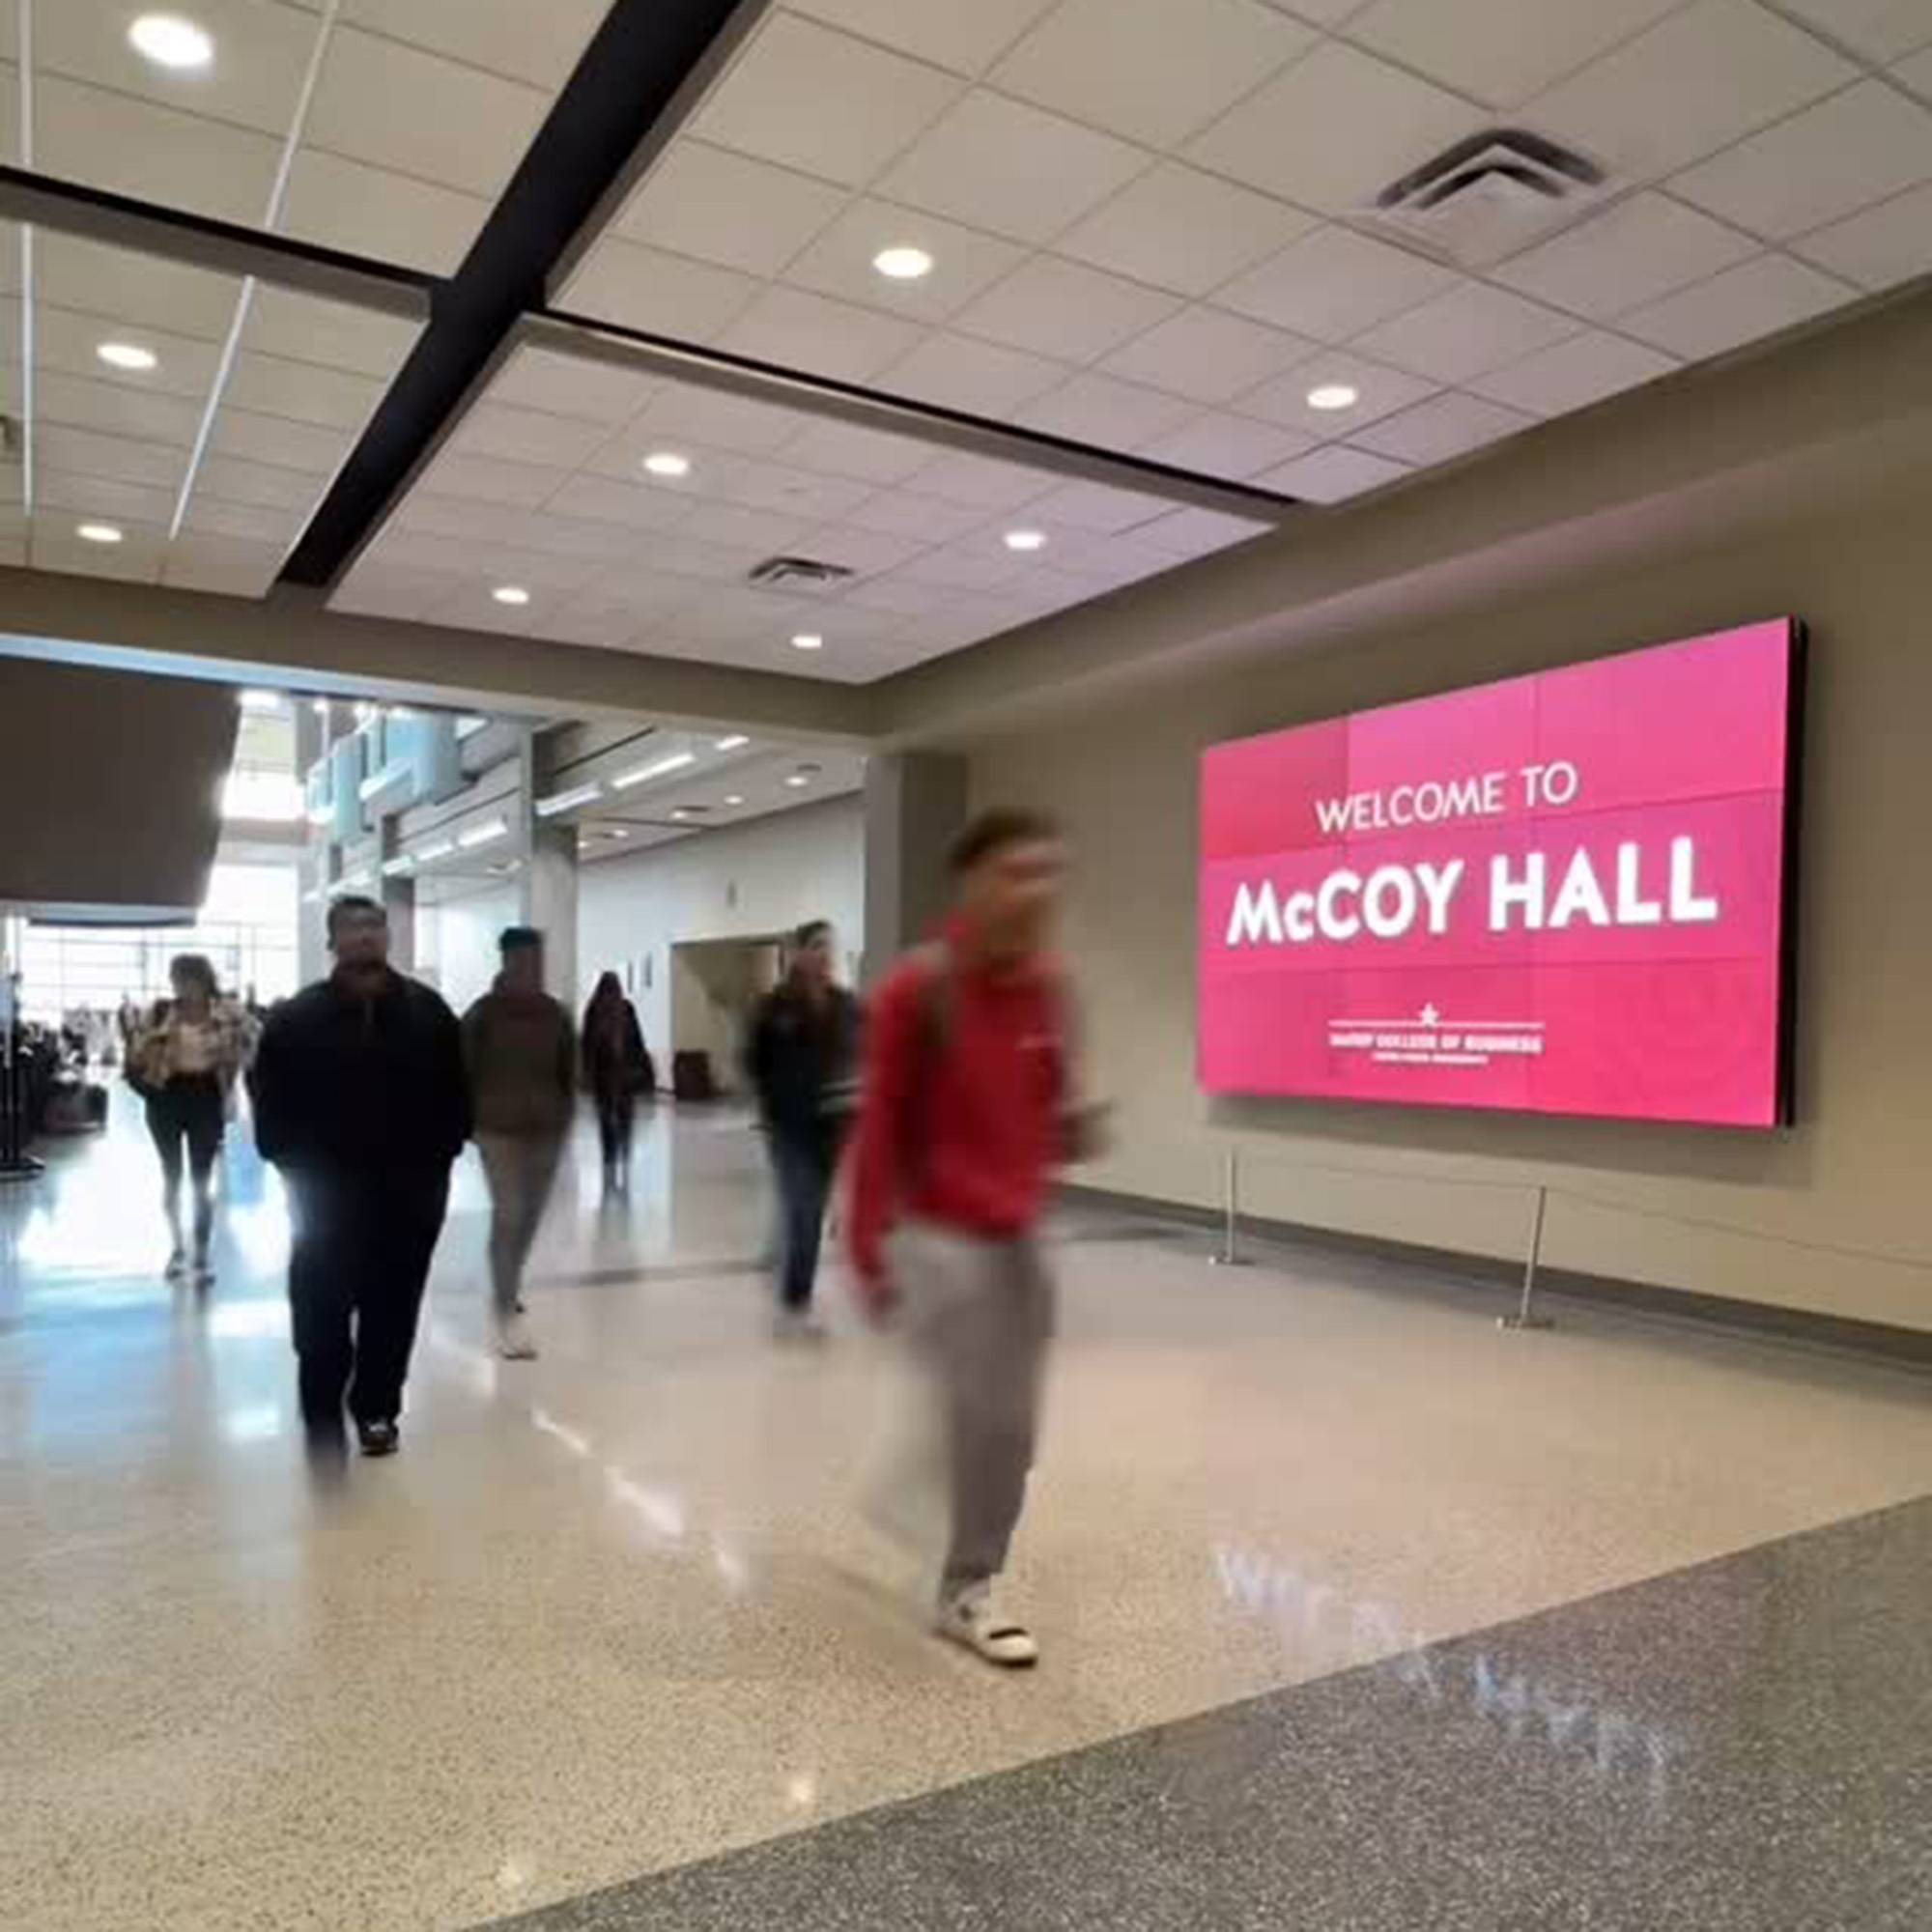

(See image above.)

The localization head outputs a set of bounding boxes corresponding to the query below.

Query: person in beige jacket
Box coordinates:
[462,928,575,1359]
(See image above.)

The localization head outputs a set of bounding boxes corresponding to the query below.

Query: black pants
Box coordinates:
[145,1077,224,1256]
[286,1166,450,1439]
[771,1131,835,1312]
[594,1085,635,1169]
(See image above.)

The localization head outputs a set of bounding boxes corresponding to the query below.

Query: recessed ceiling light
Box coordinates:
[785,773,810,788]
[790,633,823,651]
[873,245,934,281]
[715,733,750,752]
[724,794,745,808]
[128,13,213,70]
[1004,528,1046,553]
[492,584,530,606]
[642,451,691,478]
[98,341,158,373]
[76,522,124,545]
[1307,383,1359,412]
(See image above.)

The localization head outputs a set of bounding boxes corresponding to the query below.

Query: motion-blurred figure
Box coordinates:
[582,970,651,1192]
[749,920,860,1341]
[252,896,469,1462]
[126,953,249,1287]
[465,927,575,1360]
[848,810,1101,1667]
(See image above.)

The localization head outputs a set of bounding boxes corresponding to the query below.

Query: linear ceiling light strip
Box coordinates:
[17,0,34,522]
[169,0,343,542]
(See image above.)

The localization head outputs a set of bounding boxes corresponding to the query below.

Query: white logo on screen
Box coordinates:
[1326,1007,1546,1069]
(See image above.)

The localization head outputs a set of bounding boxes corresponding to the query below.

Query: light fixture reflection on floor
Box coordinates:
[97,342,158,372]
[128,13,213,69]
[873,245,934,281]
[1307,383,1360,412]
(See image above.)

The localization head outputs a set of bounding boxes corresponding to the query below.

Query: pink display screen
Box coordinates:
[1199,620,1802,1126]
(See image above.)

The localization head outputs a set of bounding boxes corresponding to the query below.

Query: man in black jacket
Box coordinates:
[747,920,861,1340]
[252,895,470,1461]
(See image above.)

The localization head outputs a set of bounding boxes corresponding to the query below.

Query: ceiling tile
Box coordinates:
[845,572,967,615]
[1490,192,1761,319]
[34,305,223,401]
[1467,328,1677,413]
[38,236,239,342]
[1898,44,1932,93]
[1348,0,1683,110]
[38,0,318,135]
[36,423,186,492]
[1026,478,1179,533]
[904,450,1064,510]
[513,514,656,563]
[447,401,611,469]
[36,74,279,228]
[781,197,1028,322]
[1100,304,1316,403]
[1350,390,1535,463]
[785,0,1061,76]
[846,491,991,544]
[795,523,927,575]
[282,149,491,274]
[419,450,571,509]
[1217,224,1459,338]
[1354,279,1580,382]
[489,347,656,423]
[34,371,202,447]
[613,139,847,277]
[1776,0,1932,62]
[242,287,420,380]
[193,453,324,512]
[339,0,612,88]
[1257,442,1411,500]
[1671,81,1932,242]
[223,352,385,431]
[679,501,820,556]
[180,495,307,545]
[556,238,762,339]
[1617,251,1854,355]
[393,495,534,545]
[877,92,1150,246]
[1791,179,1932,288]
[718,461,877,523]
[1240,348,1437,431]
[544,475,697,533]
[718,286,925,383]
[690,13,962,188]
[329,560,451,623]
[779,417,936,485]
[208,408,350,473]
[897,543,1030,593]
[1257,0,1374,22]
[1526,0,1858,182]
[1056,162,1319,298]
[35,470,177,527]
[1138,412,1316,479]
[990,0,1316,149]
[30,517,166,585]
[631,384,808,457]
[1187,40,1473,213]
[1013,371,1201,446]
[1132,504,1278,556]
[163,533,287,597]
[877,331,1070,415]
[954,257,1182,363]
[307,27,550,198]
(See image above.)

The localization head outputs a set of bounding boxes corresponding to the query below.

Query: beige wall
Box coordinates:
[971,478,1932,1332]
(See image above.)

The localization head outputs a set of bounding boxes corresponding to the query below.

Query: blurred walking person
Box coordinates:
[847,810,1102,1668]
[582,971,651,1192]
[127,954,249,1287]
[465,928,576,1359]
[748,921,860,1340]
[251,896,469,1462]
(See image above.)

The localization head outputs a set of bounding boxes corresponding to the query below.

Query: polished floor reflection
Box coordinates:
[4,1098,1930,1931]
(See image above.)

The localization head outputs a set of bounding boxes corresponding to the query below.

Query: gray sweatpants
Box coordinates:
[476,1131,565,1319]
[891,1219,1055,1594]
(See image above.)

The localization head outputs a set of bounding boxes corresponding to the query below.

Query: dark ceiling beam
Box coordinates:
[524,312,1303,524]
[279,0,770,588]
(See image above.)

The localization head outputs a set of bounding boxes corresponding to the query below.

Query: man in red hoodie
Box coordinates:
[848,808,1096,1668]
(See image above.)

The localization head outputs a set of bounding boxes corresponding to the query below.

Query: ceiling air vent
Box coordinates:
[1365,128,1612,268]
[748,555,855,589]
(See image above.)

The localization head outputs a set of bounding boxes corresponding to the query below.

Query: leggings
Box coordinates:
[146,1076,225,1258]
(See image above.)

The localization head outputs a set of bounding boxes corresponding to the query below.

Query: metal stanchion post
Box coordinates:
[1208,1147,1249,1266]
[1499,1183,1552,1330]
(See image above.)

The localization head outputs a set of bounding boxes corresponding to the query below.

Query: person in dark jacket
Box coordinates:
[582,970,651,1192]
[464,928,575,1361]
[251,895,470,1462]
[747,920,860,1340]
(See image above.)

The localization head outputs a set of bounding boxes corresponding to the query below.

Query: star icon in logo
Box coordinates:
[1418,1004,1441,1027]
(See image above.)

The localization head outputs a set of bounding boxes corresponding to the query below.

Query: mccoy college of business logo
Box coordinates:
[1325,1006,1547,1070]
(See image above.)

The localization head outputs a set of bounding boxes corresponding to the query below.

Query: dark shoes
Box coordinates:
[356,1419,400,1458]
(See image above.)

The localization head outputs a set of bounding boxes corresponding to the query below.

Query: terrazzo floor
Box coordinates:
[4,1097,1929,1929]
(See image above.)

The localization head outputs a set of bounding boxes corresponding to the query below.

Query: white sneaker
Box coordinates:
[936,1584,1038,1668]
[495,1313,539,1361]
